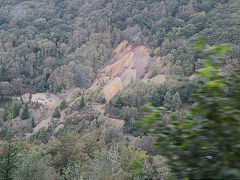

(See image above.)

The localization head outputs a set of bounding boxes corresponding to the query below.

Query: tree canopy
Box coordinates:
[0,0,239,94]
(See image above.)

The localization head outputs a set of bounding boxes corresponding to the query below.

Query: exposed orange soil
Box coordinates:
[103,77,123,101]
[113,40,130,56]
[91,41,158,101]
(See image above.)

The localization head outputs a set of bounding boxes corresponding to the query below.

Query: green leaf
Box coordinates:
[205,80,226,89]
[213,45,229,55]
[197,68,212,77]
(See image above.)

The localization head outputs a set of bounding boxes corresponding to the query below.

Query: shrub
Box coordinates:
[105,127,122,143]
[60,99,67,110]
[33,102,40,109]
[53,107,61,118]
[3,108,8,122]
[149,48,154,57]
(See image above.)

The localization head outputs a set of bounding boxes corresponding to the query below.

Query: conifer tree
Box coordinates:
[31,118,36,128]
[79,96,85,110]
[0,115,18,179]
[53,107,61,118]
[3,108,8,122]
[60,99,67,110]
[115,96,122,107]
[171,92,182,111]
[29,93,32,103]
[21,104,29,120]
[12,100,21,118]
[163,91,172,110]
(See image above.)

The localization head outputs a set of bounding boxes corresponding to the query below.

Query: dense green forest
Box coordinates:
[0,0,239,95]
[0,0,240,179]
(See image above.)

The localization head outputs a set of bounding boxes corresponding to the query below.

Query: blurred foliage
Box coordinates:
[136,39,240,179]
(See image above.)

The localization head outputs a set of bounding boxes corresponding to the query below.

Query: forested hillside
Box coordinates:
[0,0,240,179]
[0,0,239,96]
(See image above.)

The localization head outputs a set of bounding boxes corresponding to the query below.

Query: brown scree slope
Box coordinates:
[90,41,159,101]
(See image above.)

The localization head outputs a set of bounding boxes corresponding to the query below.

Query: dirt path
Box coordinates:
[22,93,61,109]
[33,109,53,133]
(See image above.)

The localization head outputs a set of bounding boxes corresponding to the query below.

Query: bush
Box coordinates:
[105,127,122,143]
[149,48,154,57]
[30,126,53,143]
[33,102,40,109]
[53,107,61,118]
[3,108,8,122]
[60,99,67,110]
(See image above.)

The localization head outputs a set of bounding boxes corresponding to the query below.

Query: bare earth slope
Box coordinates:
[90,41,162,101]
[18,41,168,137]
